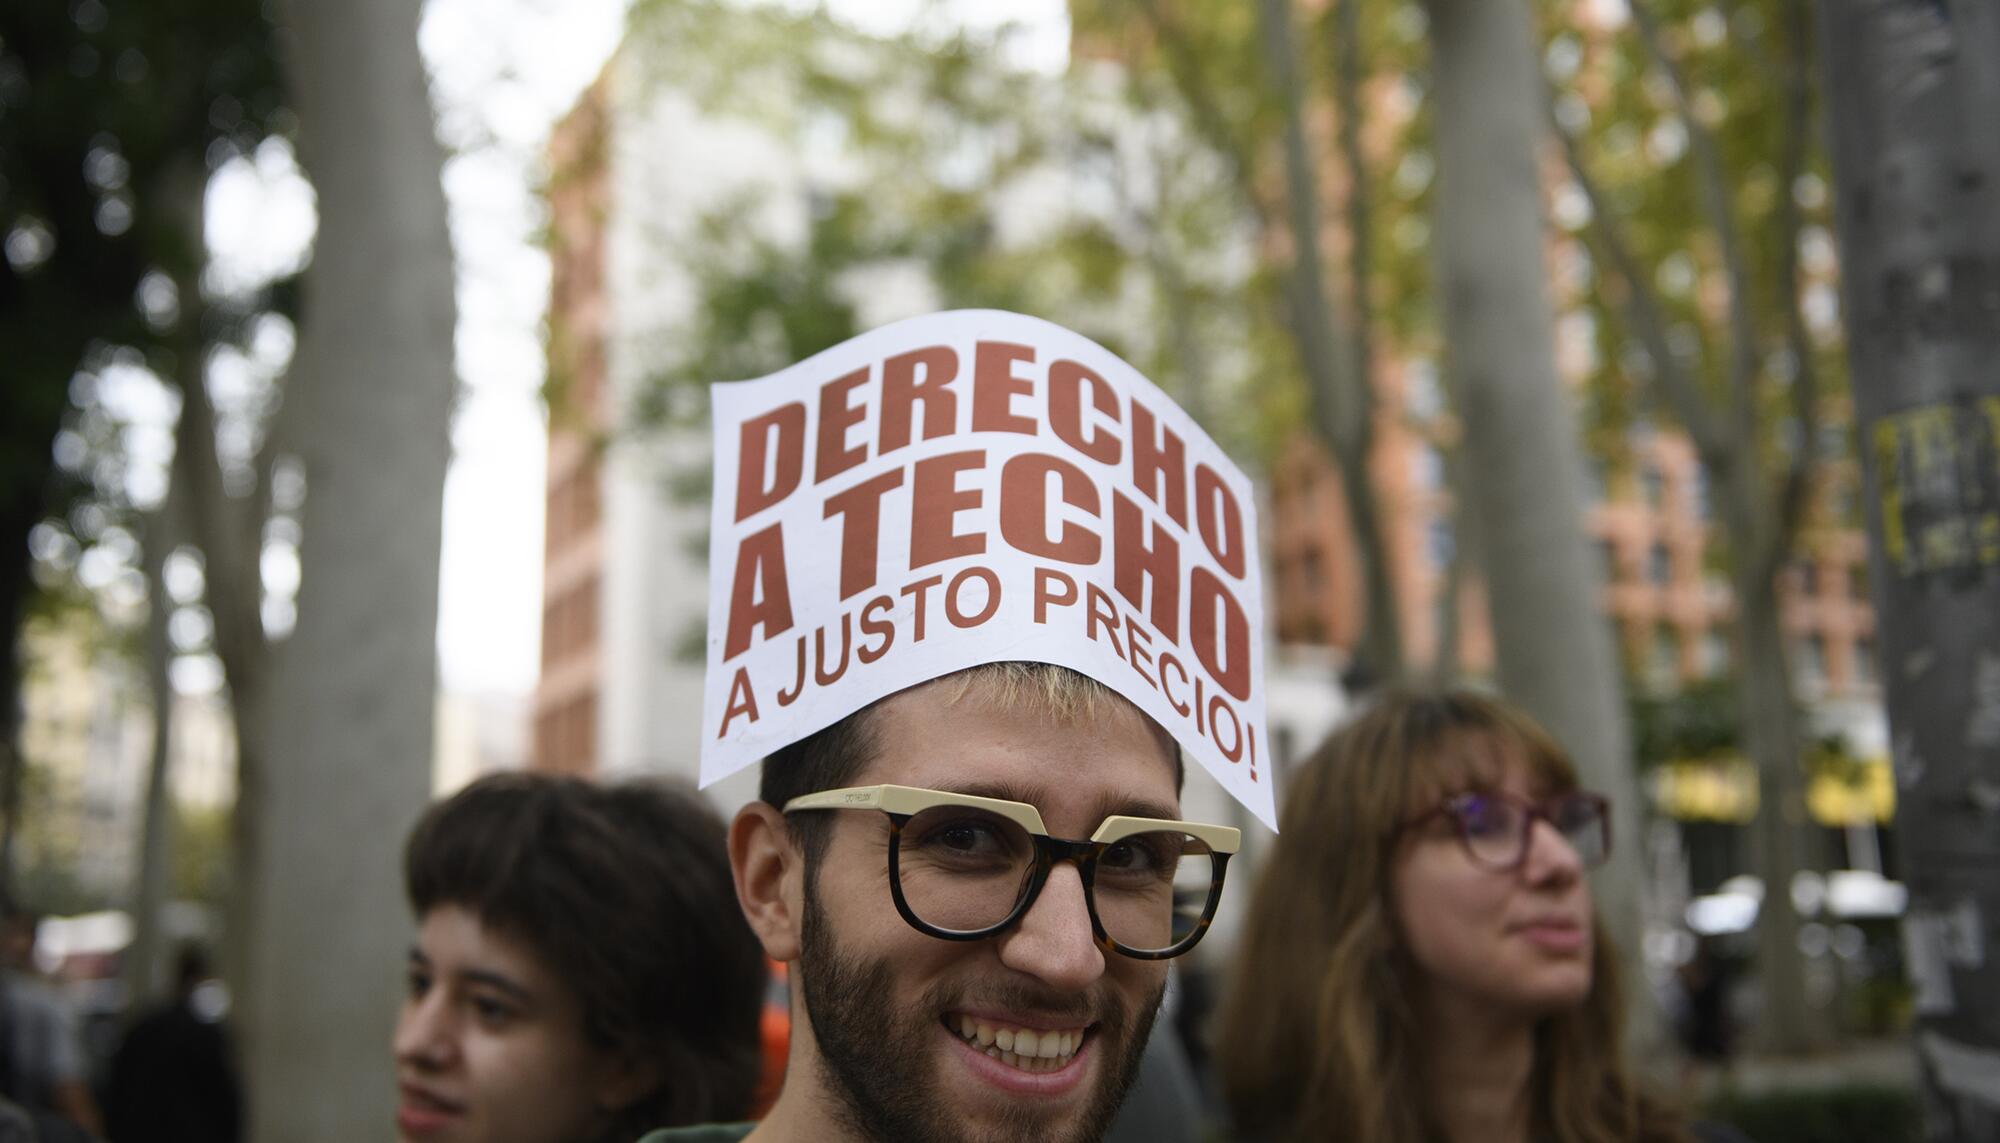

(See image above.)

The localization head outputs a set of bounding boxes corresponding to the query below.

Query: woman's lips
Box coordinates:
[1513,920,1587,952]
[396,1085,464,1137]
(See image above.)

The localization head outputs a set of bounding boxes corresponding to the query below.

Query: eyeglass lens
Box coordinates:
[895,806,1218,952]
[1456,793,1607,868]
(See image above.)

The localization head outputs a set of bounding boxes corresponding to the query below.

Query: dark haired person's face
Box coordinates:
[1392,751,1594,1024]
[394,906,628,1143]
[795,682,1175,1143]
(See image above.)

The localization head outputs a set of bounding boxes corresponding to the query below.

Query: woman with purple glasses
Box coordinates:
[1215,689,1747,1143]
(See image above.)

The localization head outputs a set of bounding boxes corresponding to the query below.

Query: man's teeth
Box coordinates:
[953,1016,1083,1071]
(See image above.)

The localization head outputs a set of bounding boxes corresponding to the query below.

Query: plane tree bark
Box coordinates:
[240,0,456,1135]
[1555,0,1827,1053]
[1821,1,2000,1132]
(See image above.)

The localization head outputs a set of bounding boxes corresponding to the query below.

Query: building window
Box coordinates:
[1428,519,1456,568]
[1648,626,1679,685]
[1404,359,1443,419]
[1798,632,1828,685]
[1641,464,1667,509]
[1648,542,1672,586]
[1411,445,1445,491]
[1798,561,1820,597]
[1698,630,1730,677]
[1854,636,1878,687]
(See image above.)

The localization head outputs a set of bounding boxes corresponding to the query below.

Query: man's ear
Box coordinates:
[730,802,804,962]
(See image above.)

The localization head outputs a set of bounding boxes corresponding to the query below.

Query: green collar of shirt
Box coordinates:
[635,1124,755,1143]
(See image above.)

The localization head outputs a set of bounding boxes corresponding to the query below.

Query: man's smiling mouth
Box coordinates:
[943,1014,1088,1073]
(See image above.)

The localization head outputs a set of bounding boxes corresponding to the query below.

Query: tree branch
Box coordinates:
[1551,100,1732,467]
[1626,0,1762,450]
[1261,0,1357,450]
[1769,0,1823,575]
[1330,0,1377,408]
[1131,0,1256,202]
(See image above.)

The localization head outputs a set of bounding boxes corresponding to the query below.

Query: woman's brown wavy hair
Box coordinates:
[1216,689,1688,1142]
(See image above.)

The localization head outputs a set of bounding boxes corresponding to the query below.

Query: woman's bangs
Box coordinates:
[1400,718,1579,816]
[1399,726,1510,816]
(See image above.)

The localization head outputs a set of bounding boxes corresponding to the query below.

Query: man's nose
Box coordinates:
[997,863,1106,991]
[393,991,455,1069]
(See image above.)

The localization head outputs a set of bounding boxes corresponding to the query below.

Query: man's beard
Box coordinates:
[796,876,1162,1143]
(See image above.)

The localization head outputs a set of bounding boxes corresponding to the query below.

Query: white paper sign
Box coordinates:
[700,310,1275,829]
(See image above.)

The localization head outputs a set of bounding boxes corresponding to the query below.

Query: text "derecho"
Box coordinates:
[722,339,1253,701]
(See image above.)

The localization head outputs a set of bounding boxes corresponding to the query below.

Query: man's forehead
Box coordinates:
[853,680,1182,821]
[923,777,1181,826]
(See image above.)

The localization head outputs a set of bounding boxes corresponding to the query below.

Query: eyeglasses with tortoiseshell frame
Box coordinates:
[783,784,1240,960]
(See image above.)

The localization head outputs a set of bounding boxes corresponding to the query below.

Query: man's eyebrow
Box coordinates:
[934,782,1180,827]
[1088,794,1180,824]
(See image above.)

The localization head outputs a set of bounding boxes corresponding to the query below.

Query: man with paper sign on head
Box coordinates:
[643,310,1274,1143]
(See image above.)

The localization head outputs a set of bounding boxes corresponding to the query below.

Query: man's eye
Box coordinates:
[1100,835,1177,876]
[406,969,432,999]
[909,811,1018,860]
[926,820,1004,854]
[1101,840,1155,872]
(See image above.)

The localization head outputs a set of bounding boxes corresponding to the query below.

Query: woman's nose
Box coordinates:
[393,990,456,1069]
[1522,817,1584,885]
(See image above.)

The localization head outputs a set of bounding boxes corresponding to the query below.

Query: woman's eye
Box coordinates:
[1458,799,1513,838]
[471,995,517,1027]
[406,970,432,999]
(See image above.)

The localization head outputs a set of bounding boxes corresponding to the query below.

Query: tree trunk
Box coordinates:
[1730,519,1820,1054]
[156,153,270,1045]
[1258,0,1403,681]
[1821,2,2000,1135]
[0,542,24,899]
[244,0,456,1135]
[125,470,188,1015]
[1422,0,1655,1045]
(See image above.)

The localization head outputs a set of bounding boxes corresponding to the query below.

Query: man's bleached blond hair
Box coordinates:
[759,661,1180,867]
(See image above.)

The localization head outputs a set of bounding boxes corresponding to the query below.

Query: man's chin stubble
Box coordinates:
[795,882,1163,1143]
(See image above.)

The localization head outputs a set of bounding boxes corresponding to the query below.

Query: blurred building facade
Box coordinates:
[531,18,1348,864]
[15,619,235,910]
[532,56,821,808]
[1067,0,1893,916]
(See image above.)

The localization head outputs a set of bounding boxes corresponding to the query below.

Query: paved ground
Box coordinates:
[1692,1038,1918,1097]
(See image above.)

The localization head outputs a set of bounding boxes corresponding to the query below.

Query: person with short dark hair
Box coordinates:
[1,900,100,1140]
[395,773,766,1143]
[103,945,242,1143]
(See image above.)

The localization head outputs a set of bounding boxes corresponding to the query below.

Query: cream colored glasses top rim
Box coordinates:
[781,783,1242,853]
